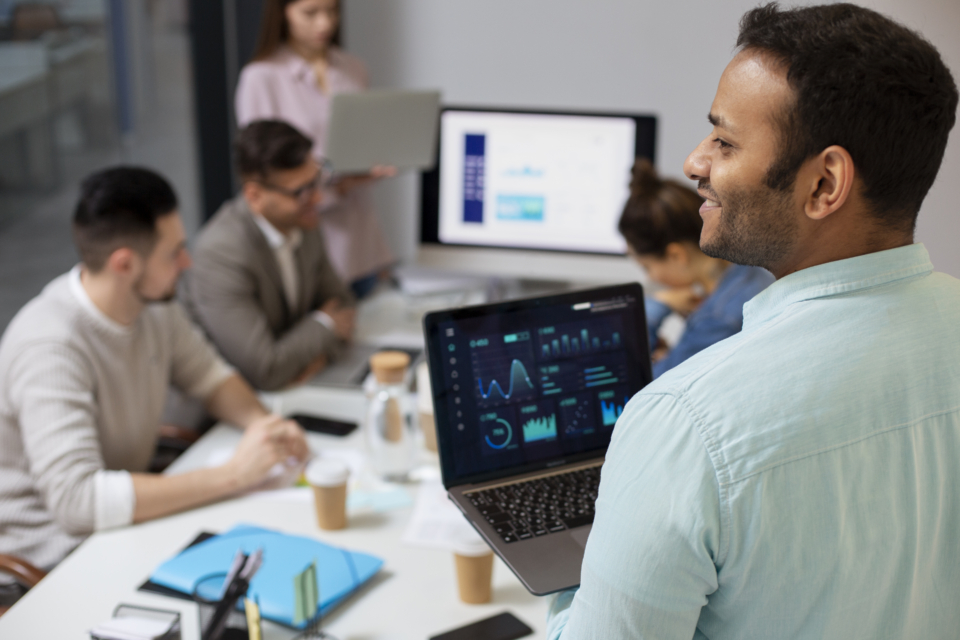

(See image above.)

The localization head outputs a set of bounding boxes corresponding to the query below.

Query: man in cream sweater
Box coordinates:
[0,167,309,605]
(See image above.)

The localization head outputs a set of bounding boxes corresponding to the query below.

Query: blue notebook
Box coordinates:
[149,524,383,628]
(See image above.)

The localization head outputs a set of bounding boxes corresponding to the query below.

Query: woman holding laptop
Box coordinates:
[236,0,394,298]
[619,159,774,378]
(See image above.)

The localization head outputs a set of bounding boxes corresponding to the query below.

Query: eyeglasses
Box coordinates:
[255,160,332,204]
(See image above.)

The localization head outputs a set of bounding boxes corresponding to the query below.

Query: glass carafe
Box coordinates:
[364,351,417,480]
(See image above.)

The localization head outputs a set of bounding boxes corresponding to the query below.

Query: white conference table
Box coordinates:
[0,290,551,639]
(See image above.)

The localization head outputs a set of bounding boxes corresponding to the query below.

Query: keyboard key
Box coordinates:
[562,514,595,529]
[500,532,518,543]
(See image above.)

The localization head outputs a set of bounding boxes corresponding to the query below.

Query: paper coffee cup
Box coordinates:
[306,458,349,530]
[452,538,494,604]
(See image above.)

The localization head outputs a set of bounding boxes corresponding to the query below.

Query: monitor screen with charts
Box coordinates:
[420,107,657,256]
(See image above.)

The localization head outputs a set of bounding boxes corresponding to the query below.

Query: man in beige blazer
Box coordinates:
[182,120,355,392]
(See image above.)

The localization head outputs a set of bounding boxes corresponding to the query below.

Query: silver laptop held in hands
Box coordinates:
[423,283,652,595]
[326,90,441,174]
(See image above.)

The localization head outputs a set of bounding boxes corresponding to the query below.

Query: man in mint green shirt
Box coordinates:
[548,4,959,639]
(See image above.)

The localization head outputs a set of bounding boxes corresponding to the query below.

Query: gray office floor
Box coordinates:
[0,28,200,333]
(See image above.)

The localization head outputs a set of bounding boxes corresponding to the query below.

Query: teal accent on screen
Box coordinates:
[149,524,383,629]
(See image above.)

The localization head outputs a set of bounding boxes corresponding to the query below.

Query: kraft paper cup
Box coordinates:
[453,538,494,604]
[306,458,349,530]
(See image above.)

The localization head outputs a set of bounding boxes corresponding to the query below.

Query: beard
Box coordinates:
[133,273,177,304]
[698,177,798,270]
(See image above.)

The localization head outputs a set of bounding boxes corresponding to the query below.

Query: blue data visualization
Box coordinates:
[470,331,537,408]
[538,318,624,361]
[518,401,558,443]
[479,408,518,453]
[598,387,631,427]
[558,392,595,437]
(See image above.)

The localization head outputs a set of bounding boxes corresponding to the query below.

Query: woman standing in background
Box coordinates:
[236,0,394,298]
[619,159,774,378]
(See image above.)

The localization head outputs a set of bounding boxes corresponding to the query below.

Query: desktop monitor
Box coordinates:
[419,106,657,283]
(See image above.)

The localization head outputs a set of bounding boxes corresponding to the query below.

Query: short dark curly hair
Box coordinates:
[738,3,958,231]
[618,159,704,258]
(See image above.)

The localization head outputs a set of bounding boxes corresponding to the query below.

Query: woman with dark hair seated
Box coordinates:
[619,159,773,377]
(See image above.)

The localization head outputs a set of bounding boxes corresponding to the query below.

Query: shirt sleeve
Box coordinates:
[547,391,723,639]
[10,343,111,535]
[93,469,134,530]
[166,302,234,400]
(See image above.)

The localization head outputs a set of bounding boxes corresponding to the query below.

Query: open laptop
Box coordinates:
[326,90,441,174]
[423,283,652,595]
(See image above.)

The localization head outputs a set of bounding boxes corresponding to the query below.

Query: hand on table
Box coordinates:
[331,165,397,197]
[320,298,356,340]
[225,415,309,492]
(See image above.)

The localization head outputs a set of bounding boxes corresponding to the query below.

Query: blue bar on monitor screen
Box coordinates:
[463,134,486,223]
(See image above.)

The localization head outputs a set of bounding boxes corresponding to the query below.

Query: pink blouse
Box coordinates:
[235,46,394,283]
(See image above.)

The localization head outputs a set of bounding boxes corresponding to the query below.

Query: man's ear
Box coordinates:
[242,180,263,209]
[105,247,140,278]
[802,145,855,221]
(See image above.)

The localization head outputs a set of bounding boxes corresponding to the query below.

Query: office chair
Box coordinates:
[0,554,46,616]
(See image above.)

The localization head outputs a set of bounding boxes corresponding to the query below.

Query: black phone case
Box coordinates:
[429,611,533,640]
[290,413,358,437]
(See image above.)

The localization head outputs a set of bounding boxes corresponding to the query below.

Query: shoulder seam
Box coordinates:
[643,390,732,568]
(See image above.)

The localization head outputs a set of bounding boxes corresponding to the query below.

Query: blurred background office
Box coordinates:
[1,0,958,333]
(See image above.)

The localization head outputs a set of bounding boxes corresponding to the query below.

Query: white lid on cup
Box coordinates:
[451,529,492,557]
[305,457,349,487]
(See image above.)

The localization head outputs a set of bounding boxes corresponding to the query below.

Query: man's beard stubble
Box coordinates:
[698,178,798,271]
[133,273,177,304]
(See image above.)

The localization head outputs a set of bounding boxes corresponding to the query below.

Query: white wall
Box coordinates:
[343,0,960,277]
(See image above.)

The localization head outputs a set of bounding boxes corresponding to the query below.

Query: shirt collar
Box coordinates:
[68,265,133,334]
[276,45,344,85]
[250,209,302,251]
[276,45,313,82]
[276,45,339,84]
[742,243,933,329]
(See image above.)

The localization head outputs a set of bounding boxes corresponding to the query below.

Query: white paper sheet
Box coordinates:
[402,479,486,552]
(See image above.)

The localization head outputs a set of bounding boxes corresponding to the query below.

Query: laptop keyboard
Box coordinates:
[466,465,601,543]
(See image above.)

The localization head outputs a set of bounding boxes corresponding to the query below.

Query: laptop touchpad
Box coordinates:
[570,526,592,549]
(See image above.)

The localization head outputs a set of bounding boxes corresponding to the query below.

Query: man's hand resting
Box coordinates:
[320,299,356,341]
[653,285,705,317]
[223,415,309,492]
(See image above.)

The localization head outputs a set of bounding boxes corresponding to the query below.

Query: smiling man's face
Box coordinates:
[684,50,803,272]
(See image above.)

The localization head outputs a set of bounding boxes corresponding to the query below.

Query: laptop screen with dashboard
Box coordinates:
[423,283,652,488]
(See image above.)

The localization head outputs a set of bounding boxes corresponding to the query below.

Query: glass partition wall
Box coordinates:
[0,0,199,331]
